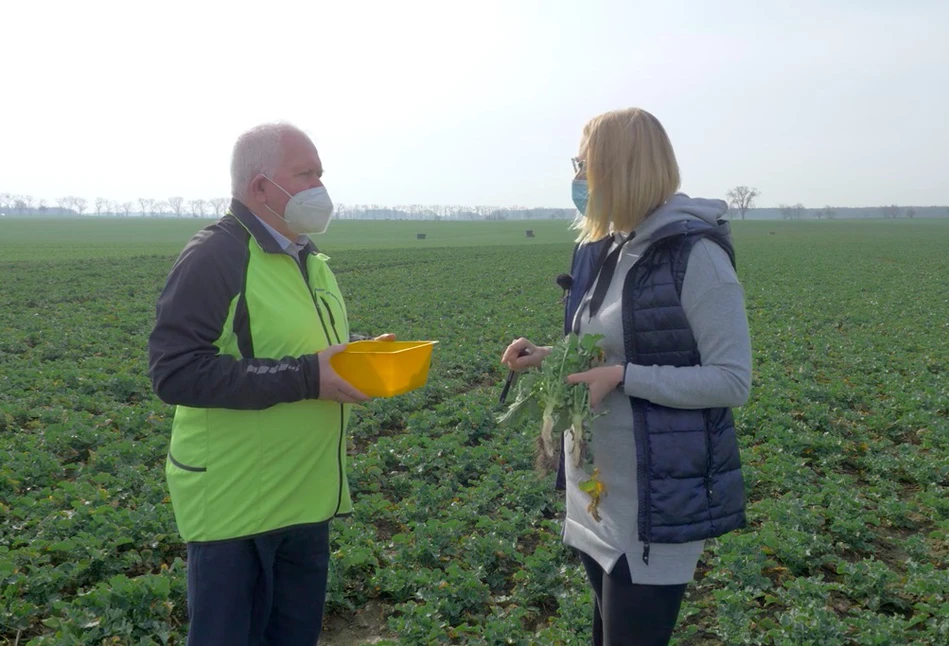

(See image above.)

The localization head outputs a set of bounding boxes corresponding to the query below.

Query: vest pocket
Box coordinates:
[314,291,347,343]
[168,451,207,472]
[167,408,209,472]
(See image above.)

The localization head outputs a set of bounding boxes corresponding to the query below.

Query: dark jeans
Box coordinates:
[577,550,688,646]
[185,522,331,646]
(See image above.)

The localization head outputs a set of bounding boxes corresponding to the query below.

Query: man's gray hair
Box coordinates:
[230,122,305,199]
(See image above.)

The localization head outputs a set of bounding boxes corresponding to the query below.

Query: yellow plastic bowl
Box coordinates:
[330,340,438,398]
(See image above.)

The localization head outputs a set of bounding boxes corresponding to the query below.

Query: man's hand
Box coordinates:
[566,365,624,408]
[317,344,370,404]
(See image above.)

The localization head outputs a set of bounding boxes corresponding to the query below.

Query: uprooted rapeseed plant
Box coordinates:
[498,333,608,521]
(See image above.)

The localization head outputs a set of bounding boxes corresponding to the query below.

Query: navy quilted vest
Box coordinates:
[558,218,747,563]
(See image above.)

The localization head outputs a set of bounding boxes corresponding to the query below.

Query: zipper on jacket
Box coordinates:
[704,409,714,532]
[297,260,347,519]
[623,265,652,566]
[638,414,651,565]
[320,296,339,336]
[313,297,333,347]
[318,296,348,517]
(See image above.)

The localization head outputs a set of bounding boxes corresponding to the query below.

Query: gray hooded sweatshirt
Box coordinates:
[563,193,753,584]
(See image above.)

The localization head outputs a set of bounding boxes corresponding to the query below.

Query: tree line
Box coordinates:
[2,189,944,221]
[726,186,933,220]
[0,194,231,219]
[0,193,576,221]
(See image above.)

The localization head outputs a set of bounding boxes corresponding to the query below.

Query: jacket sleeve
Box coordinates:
[147,230,321,410]
[622,239,752,409]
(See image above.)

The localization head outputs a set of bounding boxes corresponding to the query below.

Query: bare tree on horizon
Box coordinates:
[168,196,185,218]
[139,198,155,218]
[189,199,207,218]
[208,197,228,217]
[726,186,760,220]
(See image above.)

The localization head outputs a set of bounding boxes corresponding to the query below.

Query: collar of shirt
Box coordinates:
[253,213,310,256]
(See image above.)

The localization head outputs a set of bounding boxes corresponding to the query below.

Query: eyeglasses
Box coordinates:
[571,157,586,175]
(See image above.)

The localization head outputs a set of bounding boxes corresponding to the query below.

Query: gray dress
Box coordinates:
[561,199,753,585]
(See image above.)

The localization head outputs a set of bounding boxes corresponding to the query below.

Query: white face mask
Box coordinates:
[263,177,334,235]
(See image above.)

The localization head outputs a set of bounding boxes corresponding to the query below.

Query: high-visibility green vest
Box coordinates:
[161,210,352,543]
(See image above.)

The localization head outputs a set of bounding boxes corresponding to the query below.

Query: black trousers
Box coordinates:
[577,550,688,646]
[185,522,330,646]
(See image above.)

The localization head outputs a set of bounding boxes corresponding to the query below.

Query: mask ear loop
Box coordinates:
[261,175,295,223]
[262,175,294,199]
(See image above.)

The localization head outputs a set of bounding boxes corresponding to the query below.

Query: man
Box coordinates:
[147,122,393,645]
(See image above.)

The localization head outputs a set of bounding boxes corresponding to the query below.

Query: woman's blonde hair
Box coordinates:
[574,108,681,243]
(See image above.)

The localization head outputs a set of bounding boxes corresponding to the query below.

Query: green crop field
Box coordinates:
[0,218,579,261]
[1,218,947,645]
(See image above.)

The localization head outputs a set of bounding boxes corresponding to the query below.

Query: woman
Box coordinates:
[501,107,752,646]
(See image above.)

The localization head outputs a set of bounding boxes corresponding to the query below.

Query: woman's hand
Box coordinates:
[566,365,624,408]
[501,338,551,372]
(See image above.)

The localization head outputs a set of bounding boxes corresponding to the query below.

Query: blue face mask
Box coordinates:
[572,179,589,216]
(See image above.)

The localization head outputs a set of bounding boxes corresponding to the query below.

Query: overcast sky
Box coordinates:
[3,0,947,210]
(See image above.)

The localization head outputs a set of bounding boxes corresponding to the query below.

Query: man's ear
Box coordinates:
[249,175,267,204]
